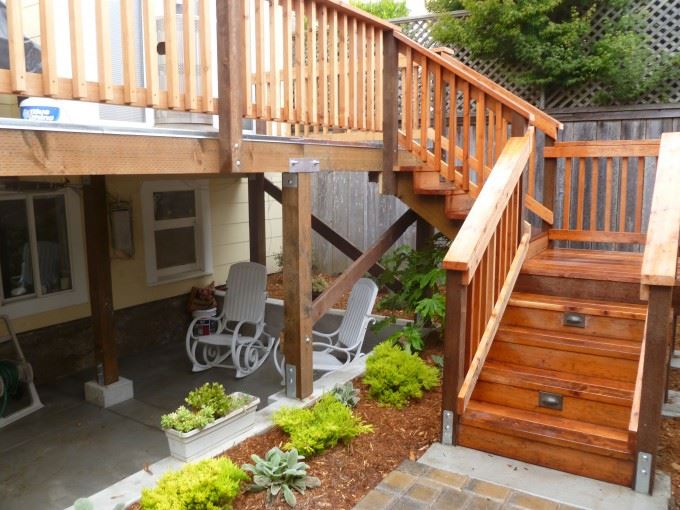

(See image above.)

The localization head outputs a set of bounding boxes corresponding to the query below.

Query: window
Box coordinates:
[0,189,87,318]
[141,180,212,285]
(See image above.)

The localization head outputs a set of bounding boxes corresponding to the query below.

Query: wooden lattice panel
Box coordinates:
[394,1,680,109]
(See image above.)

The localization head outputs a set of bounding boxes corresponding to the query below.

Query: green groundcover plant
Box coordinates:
[242,447,321,507]
[273,394,373,456]
[364,341,440,408]
[161,382,251,433]
[140,458,248,510]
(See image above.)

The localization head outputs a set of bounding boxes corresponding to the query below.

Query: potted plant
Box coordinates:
[161,382,259,462]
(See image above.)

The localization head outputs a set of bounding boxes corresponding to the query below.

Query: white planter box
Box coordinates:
[164,392,260,462]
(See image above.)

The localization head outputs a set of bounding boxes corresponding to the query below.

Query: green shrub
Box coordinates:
[273,394,372,456]
[242,447,321,507]
[329,382,360,408]
[140,458,247,510]
[160,383,251,433]
[363,342,440,408]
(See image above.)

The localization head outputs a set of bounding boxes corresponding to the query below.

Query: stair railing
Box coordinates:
[393,33,561,199]
[440,128,534,444]
[630,132,680,494]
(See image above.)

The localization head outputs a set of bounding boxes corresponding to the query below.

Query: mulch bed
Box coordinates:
[657,364,680,510]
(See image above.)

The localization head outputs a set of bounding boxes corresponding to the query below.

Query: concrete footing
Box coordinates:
[84,377,134,408]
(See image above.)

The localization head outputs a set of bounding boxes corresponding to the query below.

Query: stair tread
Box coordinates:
[413,171,457,195]
[481,360,634,405]
[463,401,632,459]
[509,292,647,320]
[495,325,641,359]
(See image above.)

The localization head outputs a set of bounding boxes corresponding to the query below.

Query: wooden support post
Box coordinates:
[282,173,313,399]
[416,217,434,251]
[248,174,266,265]
[634,285,673,494]
[381,30,398,195]
[217,0,244,172]
[442,271,467,445]
[83,176,118,385]
[541,136,557,236]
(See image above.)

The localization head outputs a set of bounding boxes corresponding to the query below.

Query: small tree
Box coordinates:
[350,0,409,20]
[426,0,680,105]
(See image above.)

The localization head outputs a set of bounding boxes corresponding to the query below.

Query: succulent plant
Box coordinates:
[242,447,321,507]
[330,382,360,408]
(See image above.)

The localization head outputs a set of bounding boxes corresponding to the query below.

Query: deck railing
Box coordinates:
[629,132,680,494]
[441,129,533,440]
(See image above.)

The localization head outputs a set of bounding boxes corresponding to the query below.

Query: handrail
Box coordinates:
[443,129,533,281]
[394,32,562,139]
[640,132,680,288]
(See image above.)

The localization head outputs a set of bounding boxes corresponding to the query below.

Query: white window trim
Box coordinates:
[0,188,88,319]
[141,180,213,286]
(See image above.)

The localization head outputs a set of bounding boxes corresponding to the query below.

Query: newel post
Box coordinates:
[634,285,673,494]
[381,29,398,195]
[217,0,244,173]
[442,270,468,445]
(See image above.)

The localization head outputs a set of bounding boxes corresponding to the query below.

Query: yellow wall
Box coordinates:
[10,174,283,333]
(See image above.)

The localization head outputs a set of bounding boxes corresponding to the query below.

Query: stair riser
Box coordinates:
[515,274,645,305]
[457,425,634,487]
[489,341,638,383]
[472,380,631,429]
[502,306,644,342]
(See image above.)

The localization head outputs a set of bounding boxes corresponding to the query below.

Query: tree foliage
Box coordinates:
[425,0,680,105]
[350,0,409,20]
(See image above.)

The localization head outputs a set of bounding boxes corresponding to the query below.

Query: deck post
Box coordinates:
[248,174,267,265]
[216,0,244,173]
[634,285,673,494]
[83,176,118,386]
[282,173,314,399]
[541,136,557,235]
[442,271,467,445]
[381,30,398,195]
[416,217,434,251]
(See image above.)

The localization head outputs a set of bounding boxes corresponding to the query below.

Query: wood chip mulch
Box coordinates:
[657,365,680,510]
[222,345,443,510]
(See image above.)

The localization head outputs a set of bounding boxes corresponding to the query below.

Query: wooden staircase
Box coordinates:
[458,290,646,486]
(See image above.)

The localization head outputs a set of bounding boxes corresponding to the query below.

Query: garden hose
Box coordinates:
[0,360,21,418]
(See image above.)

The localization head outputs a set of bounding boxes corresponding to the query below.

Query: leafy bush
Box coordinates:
[426,0,680,105]
[242,447,321,507]
[330,382,360,408]
[140,458,247,510]
[161,383,251,433]
[350,0,409,19]
[364,342,440,408]
[374,234,450,353]
[311,274,329,295]
[273,394,373,456]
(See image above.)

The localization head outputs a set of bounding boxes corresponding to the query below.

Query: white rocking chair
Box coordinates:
[273,278,379,376]
[186,261,273,378]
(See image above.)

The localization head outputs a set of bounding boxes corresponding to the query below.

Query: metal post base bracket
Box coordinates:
[285,364,297,399]
[442,410,454,445]
[634,451,653,494]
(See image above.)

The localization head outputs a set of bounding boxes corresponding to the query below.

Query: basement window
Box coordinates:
[141,180,212,285]
[0,189,88,318]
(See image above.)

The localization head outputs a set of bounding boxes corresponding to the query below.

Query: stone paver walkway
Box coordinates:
[354,460,583,510]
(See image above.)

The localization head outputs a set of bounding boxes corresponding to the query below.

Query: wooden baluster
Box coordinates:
[461,81,470,191]
[576,158,585,230]
[487,104,495,173]
[243,0,253,116]
[619,158,629,232]
[7,0,26,93]
[39,0,58,97]
[143,0,159,107]
[68,0,86,99]
[448,72,457,180]
[319,5,328,127]
[366,25,375,131]
[307,1,318,126]
[270,0,281,120]
[562,157,572,230]
[590,157,599,231]
[329,9,338,127]
[636,157,644,232]
[476,90,486,184]
[604,157,613,231]
[163,0,180,108]
[494,100,503,161]
[295,0,306,126]
[255,0,266,116]
[420,58,429,160]
[338,13,348,128]
[199,0,213,113]
[404,46,413,150]
[282,0,293,120]
[357,21,366,130]
[376,28,383,130]
[183,0,197,111]
[348,18,357,129]
[433,64,443,172]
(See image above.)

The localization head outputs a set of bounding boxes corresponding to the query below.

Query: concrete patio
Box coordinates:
[0,301,400,510]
